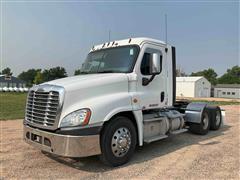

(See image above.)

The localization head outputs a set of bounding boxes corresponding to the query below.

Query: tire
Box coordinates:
[189,109,210,135]
[208,106,222,130]
[100,116,137,167]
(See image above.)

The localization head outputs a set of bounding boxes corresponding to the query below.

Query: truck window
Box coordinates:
[141,52,162,75]
[81,45,139,74]
[141,53,151,75]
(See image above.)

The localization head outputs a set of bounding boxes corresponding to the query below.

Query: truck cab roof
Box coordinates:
[90,37,168,52]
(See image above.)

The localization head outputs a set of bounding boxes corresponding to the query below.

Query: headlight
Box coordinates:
[60,108,91,127]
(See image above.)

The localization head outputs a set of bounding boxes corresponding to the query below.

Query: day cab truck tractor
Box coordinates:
[23,37,222,167]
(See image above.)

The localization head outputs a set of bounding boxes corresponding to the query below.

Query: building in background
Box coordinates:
[176,76,211,98]
[0,75,26,88]
[214,84,240,99]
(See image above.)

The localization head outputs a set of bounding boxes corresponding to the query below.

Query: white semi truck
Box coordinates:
[24,38,222,166]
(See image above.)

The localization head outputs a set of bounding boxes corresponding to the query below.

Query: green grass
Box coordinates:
[0,93,239,120]
[0,92,27,120]
[188,100,240,106]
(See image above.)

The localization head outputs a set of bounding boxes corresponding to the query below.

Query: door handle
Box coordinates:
[161,92,165,102]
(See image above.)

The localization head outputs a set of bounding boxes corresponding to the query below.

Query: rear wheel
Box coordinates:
[209,106,222,130]
[189,109,210,135]
[100,116,137,167]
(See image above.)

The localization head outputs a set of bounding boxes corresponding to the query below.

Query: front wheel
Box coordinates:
[100,116,137,167]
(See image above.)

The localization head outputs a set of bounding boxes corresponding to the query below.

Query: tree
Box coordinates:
[218,66,240,84]
[1,67,12,76]
[74,63,86,75]
[191,68,218,85]
[42,66,67,82]
[74,69,81,75]
[33,71,44,85]
[176,65,187,77]
[18,69,41,87]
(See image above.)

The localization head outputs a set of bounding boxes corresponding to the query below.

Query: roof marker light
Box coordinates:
[112,41,115,46]
[128,38,132,43]
[107,42,110,46]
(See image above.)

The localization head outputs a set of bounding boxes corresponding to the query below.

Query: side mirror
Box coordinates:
[150,53,161,75]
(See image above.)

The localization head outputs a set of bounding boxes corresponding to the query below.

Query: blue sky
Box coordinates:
[1,1,239,76]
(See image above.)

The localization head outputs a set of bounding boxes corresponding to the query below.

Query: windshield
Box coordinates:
[81,45,139,74]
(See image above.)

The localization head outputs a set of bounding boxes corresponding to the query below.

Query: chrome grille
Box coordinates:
[25,85,64,130]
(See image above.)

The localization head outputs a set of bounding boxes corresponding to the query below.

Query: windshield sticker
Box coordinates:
[130,49,134,55]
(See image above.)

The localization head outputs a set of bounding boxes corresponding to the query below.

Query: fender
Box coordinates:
[132,110,143,146]
[60,92,133,125]
[185,102,208,123]
[104,109,144,146]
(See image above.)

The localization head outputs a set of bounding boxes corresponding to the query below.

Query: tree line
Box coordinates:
[1,65,239,87]
[176,65,240,85]
[1,67,68,87]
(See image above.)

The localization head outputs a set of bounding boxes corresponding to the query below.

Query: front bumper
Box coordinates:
[24,125,101,157]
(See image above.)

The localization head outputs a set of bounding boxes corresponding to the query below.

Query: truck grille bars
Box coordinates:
[25,84,65,130]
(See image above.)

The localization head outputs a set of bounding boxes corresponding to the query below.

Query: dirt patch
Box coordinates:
[1,105,240,179]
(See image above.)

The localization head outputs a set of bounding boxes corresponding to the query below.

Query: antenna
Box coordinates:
[165,14,168,45]
[108,30,111,42]
[0,0,2,73]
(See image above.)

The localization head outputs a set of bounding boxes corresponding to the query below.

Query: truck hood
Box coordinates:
[43,73,131,122]
[44,73,129,92]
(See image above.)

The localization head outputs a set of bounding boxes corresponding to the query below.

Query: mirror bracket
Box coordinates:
[142,74,157,86]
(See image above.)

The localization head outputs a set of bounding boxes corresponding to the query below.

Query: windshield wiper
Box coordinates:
[97,70,117,73]
[79,72,90,74]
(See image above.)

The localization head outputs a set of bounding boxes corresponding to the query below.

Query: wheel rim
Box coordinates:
[216,111,221,126]
[111,127,131,157]
[202,113,209,130]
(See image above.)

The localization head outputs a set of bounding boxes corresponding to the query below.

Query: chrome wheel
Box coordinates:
[111,127,131,157]
[202,113,209,130]
[216,111,221,126]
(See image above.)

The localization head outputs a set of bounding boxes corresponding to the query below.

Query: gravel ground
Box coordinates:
[1,105,239,179]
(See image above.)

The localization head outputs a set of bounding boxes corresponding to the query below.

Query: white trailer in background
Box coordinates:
[8,87,14,92]
[19,87,24,92]
[13,87,19,92]
[23,87,29,92]
[176,76,211,98]
[2,87,9,92]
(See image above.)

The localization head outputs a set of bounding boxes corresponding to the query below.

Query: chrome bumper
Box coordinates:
[24,125,101,157]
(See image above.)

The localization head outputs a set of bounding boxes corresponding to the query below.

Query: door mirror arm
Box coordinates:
[142,74,157,86]
[142,52,162,86]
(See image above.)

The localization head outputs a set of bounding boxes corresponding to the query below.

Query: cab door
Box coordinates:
[136,43,167,110]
